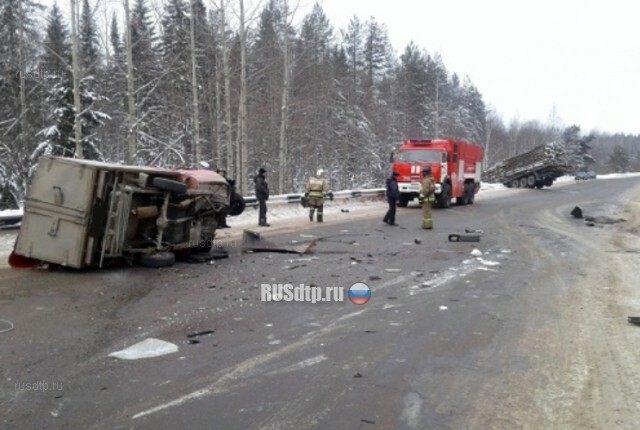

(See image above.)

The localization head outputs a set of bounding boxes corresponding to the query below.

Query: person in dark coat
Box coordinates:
[254,167,270,226]
[383,171,400,226]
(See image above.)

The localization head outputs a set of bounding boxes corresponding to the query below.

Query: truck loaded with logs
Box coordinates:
[482,143,573,189]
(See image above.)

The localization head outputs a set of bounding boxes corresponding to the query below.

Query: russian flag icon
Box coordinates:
[348,282,371,305]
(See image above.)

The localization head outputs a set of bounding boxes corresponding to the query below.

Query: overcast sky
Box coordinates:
[317,0,640,135]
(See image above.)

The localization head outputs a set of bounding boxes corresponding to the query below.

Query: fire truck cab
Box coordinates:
[391,139,484,208]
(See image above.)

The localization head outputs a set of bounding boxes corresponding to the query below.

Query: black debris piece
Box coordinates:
[570,206,583,219]
[628,316,640,326]
[448,234,481,242]
[353,372,363,378]
[414,238,422,244]
[361,419,376,424]
[242,230,317,254]
[187,330,215,338]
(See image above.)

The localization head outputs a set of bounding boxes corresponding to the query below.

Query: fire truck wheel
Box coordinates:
[140,252,176,268]
[456,187,468,206]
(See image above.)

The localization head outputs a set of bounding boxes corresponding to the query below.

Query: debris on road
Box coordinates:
[108,338,178,360]
[414,238,422,244]
[384,268,401,273]
[353,372,363,378]
[465,228,484,234]
[242,230,317,254]
[187,330,215,338]
[449,233,481,242]
[439,306,448,310]
[584,215,626,225]
[471,249,483,257]
[361,419,376,425]
[186,250,229,263]
[570,206,584,219]
[369,275,382,281]
[628,317,640,326]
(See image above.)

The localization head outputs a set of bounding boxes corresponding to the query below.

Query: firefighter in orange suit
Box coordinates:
[419,167,436,229]
[306,169,331,222]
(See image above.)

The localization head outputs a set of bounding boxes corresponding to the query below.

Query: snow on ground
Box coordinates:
[227,198,384,229]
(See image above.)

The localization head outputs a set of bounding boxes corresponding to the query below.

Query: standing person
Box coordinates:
[306,169,331,222]
[419,167,436,229]
[216,169,231,228]
[383,171,400,226]
[254,167,270,227]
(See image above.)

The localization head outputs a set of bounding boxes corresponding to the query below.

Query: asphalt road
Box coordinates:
[2,177,640,430]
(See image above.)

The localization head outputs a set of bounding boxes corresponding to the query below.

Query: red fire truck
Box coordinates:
[390,139,485,208]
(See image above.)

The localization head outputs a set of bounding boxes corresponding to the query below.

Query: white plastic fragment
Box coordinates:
[470,249,483,257]
[109,338,178,360]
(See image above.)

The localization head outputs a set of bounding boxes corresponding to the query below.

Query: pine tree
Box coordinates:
[35,3,108,162]
[608,144,630,173]
[79,0,99,76]
[0,0,43,207]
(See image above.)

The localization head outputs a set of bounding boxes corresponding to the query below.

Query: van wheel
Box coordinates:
[140,252,175,268]
[228,193,246,216]
[151,177,188,194]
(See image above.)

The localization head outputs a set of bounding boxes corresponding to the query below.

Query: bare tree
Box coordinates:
[124,0,137,163]
[236,0,248,194]
[189,0,201,163]
[69,0,83,157]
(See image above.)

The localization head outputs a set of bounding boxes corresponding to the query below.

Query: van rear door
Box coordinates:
[15,157,97,268]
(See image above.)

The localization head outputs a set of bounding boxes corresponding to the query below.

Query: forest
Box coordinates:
[1,0,638,209]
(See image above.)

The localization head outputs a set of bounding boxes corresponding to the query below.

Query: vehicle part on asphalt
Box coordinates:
[242,230,317,255]
[185,250,229,263]
[570,206,583,219]
[108,338,179,360]
[187,330,215,338]
[628,317,640,326]
[448,234,481,242]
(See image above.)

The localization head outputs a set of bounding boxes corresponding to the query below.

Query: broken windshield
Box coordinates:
[397,149,443,163]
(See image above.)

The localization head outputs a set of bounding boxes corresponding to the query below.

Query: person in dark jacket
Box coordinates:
[254,167,270,226]
[383,171,400,226]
